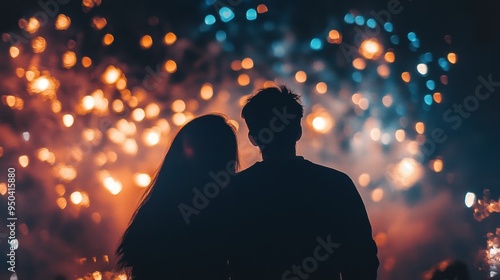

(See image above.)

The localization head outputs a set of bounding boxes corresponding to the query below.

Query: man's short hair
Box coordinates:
[241,85,304,148]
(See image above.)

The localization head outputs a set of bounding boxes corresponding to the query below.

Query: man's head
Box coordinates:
[241,85,304,152]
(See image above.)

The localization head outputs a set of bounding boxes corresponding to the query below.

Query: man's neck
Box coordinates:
[261,148,297,161]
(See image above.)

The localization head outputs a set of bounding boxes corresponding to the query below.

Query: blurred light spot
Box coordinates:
[246,9,257,20]
[310,38,323,50]
[424,52,433,62]
[51,100,62,113]
[447,52,457,64]
[163,32,177,45]
[231,60,242,71]
[401,71,411,83]
[134,173,151,187]
[433,92,442,103]
[438,58,450,71]
[370,128,381,141]
[91,212,101,224]
[377,65,390,78]
[371,188,384,202]
[352,58,366,70]
[171,100,186,113]
[82,56,92,67]
[311,115,332,134]
[295,71,307,83]
[112,99,124,113]
[164,60,177,73]
[415,122,425,134]
[10,46,20,58]
[140,35,153,49]
[145,103,160,118]
[123,139,138,155]
[5,95,16,108]
[205,14,216,25]
[387,157,422,189]
[344,13,354,24]
[132,108,145,121]
[465,192,476,208]
[238,74,250,86]
[315,82,327,94]
[22,132,30,141]
[63,114,74,127]
[390,35,399,44]
[32,36,46,53]
[382,95,393,107]
[327,30,342,44]
[103,177,123,195]
[102,65,122,84]
[19,155,29,168]
[57,197,67,209]
[103,33,114,46]
[426,80,435,90]
[352,71,362,83]
[216,30,226,41]
[367,18,377,28]
[25,17,40,34]
[384,22,393,32]
[55,14,71,30]
[431,158,443,172]
[354,15,365,25]
[384,51,395,63]
[62,51,77,69]
[417,63,428,75]
[375,232,387,247]
[241,58,254,69]
[395,129,405,142]
[351,93,362,105]
[70,191,83,205]
[358,98,369,110]
[54,183,65,196]
[172,112,187,126]
[359,38,383,60]
[424,94,433,105]
[200,83,214,100]
[143,127,161,146]
[407,32,417,41]
[257,4,268,13]
[219,7,235,22]
[358,173,371,187]
[91,16,107,30]
[440,75,448,85]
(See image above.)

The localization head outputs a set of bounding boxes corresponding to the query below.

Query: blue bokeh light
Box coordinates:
[407,32,417,42]
[310,38,323,50]
[384,22,393,32]
[344,13,354,24]
[424,94,433,105]
[205,15,216,25]
[390,35,400,45]
[367,18,377,28]
[246,9,257,21]
[355,16,365,25]
[426,80,435,90]
[215,30,226,41]
[219,7,235,22]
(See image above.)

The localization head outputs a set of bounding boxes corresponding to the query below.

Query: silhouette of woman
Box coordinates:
[116,114,239,279]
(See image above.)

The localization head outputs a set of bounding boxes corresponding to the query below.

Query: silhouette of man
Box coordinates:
[220,86,379,280]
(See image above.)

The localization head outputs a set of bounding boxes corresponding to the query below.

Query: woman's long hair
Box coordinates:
[116,114,239,274]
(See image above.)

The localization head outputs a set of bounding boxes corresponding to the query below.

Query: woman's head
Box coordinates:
[161,114,239,177]
[116,114,238,271]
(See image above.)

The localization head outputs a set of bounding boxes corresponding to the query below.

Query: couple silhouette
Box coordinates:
[116,86,379,279]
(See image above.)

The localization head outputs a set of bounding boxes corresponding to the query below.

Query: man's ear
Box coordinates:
[296,125,302,141]
[248,132,258,146]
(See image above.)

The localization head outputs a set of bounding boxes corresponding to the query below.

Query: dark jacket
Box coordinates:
[216,156,379,280]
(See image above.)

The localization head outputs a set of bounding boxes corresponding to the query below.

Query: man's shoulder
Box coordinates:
[234,159,352,181]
